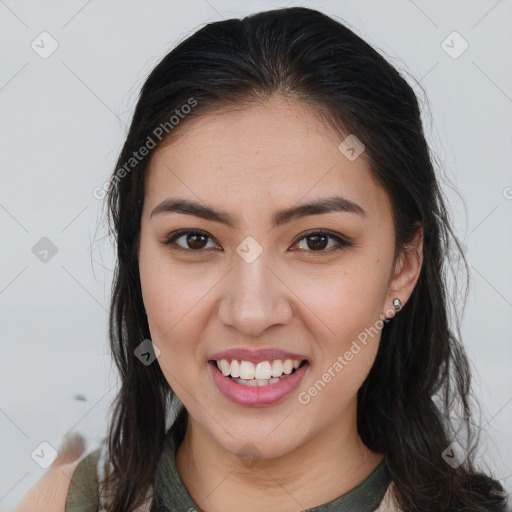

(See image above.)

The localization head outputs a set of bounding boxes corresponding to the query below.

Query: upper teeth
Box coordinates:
[216,359,302,379]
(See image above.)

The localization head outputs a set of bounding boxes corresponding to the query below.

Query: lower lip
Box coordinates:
[209,361,309,407]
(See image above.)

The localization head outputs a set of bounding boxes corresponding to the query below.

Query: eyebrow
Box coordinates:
[150,195,367,228]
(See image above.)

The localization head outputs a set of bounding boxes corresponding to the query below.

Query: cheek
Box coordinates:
[139,231,202,337]
[291,264,387,400]
[291,263,388,343]
[138,236,216,380]
[297,278,383,411]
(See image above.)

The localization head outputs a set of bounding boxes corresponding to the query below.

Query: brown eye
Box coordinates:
[163,229,351,255]
[163,230,219,251]
[293,230,351,253]
[303,233,329,251]
[184,232,208,250]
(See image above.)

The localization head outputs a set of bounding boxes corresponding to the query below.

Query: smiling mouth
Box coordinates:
[209,358,309,387]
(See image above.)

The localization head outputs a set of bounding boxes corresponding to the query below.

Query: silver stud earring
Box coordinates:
[392,298,402,311]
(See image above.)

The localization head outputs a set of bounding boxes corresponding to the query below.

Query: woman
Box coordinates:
[16,6,511,512]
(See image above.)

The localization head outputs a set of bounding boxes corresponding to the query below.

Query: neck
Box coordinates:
[175,399,384,512]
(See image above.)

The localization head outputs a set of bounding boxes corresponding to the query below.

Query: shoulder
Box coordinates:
[14,433,100,512]
[372,481,512,512]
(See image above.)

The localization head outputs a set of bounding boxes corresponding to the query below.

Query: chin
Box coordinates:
[207,419,306,461]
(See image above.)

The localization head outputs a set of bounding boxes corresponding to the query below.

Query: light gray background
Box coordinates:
[1,0,511,509]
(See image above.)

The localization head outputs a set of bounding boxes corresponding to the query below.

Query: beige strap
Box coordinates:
[374,482,397,511]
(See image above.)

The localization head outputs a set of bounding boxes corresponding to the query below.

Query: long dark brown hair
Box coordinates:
[102,6,509,511]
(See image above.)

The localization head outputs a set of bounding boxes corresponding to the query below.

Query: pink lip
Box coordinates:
[209,347,309,364]
[208,360,309,407]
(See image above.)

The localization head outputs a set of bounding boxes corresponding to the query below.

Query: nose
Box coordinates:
[217,250,293,337]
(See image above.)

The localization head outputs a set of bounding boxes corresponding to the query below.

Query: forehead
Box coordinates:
[144,96,391,225]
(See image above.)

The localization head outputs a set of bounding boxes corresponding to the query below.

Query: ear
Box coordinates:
[384,224,424,317]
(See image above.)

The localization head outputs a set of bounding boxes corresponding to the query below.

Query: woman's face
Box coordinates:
[139,95,422,459]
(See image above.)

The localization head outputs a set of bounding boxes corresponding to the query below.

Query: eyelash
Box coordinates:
[162,229,352,255]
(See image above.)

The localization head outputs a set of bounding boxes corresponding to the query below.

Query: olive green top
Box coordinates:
[64,447,100,512]
[66,423,392,512]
